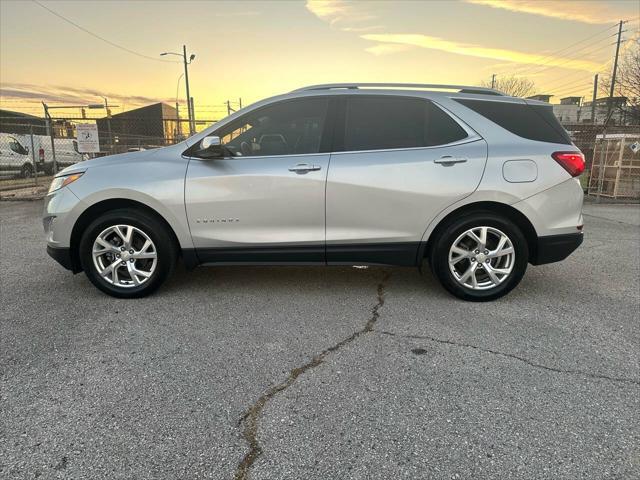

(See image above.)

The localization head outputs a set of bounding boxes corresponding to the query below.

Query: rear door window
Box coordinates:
[454,98,572,145]
[343,96,468,152]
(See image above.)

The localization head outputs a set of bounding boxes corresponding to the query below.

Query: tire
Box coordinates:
[20,163,34,179]
[429,212,528,302]
[79,209,177,298]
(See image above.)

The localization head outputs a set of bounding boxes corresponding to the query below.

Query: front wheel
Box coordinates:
[20,163,34,178]
[429,213,529,301]
[79,209,177,298]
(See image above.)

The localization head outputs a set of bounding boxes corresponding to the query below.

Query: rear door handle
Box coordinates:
[434,156,468,166]
[288,163,321,174]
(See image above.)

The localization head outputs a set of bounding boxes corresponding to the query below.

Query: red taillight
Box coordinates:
[552,151,585,177]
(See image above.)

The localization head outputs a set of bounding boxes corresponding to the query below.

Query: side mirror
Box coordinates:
[196,136,224,158]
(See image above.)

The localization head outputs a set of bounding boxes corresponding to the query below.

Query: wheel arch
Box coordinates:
[21,161,34,176]
[419,201,539,265]
[69,198,194,273]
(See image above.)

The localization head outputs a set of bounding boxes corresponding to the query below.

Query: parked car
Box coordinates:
[43,83,585,301]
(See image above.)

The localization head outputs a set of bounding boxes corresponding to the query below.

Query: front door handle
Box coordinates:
[288,163,321,174]
[434,156,468,166]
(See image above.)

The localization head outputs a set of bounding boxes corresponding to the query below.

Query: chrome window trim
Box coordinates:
[329,136,483,156]
[193,151,332,161]
[188,137,483,161]
[185,93,484,160]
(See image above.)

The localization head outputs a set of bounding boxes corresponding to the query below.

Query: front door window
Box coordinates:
[215,98,329,157]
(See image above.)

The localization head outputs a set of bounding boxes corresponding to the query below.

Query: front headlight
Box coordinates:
[48,172,84,193]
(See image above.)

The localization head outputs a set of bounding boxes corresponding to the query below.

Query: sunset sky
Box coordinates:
[1,0,638,120]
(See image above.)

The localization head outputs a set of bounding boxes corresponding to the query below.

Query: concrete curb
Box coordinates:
[0,195,45,202]
[0,186,47,202]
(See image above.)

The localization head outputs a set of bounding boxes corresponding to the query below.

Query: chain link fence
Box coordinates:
[0,116,216,191]
[1,113,638,199]
[0,123,52,191]
[565,123,640,198]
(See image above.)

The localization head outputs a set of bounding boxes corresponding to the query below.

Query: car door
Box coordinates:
[185,96,331,263]
[326,95,488,266]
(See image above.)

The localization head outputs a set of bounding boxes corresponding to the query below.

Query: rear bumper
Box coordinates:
[47,245,80,272]
[531,232,583,265]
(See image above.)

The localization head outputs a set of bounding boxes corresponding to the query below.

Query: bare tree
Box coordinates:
[480,75,535,97]
[599,37,640,124]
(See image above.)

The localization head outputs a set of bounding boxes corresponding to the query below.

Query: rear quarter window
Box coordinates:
[454,98,572,145]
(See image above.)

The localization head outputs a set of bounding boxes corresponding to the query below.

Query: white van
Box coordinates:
[0,133,44,178]
[41,136,87,170]
[0,133,89,179]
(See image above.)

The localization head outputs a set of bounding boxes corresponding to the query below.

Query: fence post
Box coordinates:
[613,137,625,198]
[29,126,38,186]
[596,134,607,202]
[44,110,58,175]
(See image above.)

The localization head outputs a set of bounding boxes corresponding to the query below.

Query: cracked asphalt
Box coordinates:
[1,200,639,480]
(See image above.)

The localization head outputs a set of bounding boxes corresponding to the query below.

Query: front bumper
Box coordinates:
[46,245,81,272]
[531,232,583,265]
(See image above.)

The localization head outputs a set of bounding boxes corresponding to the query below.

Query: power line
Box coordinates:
[540,35,627,94]
[542,70,598,92]
[512,38,614,83]
[505,23,618,76]
[553,83,592,99]
[548,79,591,96]
[551,76,592,92]
[32,0,180,64]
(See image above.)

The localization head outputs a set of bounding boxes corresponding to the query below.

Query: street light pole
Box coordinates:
[175,73,184,138]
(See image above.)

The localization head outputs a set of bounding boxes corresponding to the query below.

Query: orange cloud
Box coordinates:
[465,0,630,24]
[362,33,603,71]
[306,0,376,27]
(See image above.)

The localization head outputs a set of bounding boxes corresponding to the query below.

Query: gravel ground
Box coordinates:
[1,201,638,480]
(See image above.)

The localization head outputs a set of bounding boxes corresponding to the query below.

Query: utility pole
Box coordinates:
[491,74,496,89]
[227,100,232,116]
[239,97,242,109]
[183,45,193,135]
[605,20,624,125]
[590,74,598,123]
[596,20,625,203]
[160,46,196,135]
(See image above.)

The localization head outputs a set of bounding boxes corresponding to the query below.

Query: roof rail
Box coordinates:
[291,83,505,96]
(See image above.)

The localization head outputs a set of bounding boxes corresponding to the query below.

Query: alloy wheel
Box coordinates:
[448,226,515,290]
[92,224,157,288]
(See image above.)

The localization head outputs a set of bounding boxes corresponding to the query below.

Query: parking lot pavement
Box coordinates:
[1,201,638,480]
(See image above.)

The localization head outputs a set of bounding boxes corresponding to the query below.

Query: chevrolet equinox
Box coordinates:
[44,83,585,301]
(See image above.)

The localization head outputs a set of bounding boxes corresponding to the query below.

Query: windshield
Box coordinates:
[9,138,29,155]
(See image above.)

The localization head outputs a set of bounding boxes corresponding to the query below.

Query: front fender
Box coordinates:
[65,154,193,250]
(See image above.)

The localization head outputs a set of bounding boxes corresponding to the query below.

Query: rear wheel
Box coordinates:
[429,212,528,301]
[79,209,176,298]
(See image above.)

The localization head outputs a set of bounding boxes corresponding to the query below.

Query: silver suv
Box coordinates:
[43,83,585,301]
